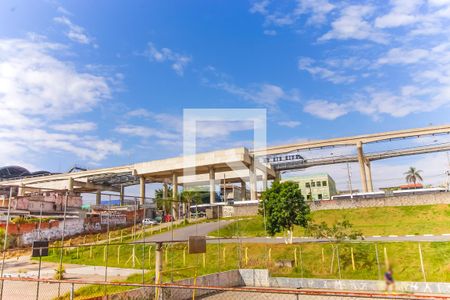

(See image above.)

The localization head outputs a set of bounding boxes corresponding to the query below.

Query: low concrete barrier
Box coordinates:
[240,269,450,294]
[105,269,450,299]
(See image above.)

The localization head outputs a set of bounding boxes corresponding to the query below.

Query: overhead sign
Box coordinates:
[262,153,307,165]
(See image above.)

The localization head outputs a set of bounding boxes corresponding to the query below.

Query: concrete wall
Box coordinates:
[308,192,450,211]
[232,204,259,216]
[105,270,244,300]
[97,269,450,298]
[21,218,84,245]
[10,193,82,212]
[239,269,450,294]
[222,192,450,216]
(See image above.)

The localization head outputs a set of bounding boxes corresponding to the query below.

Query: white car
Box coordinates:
[142,218,158,225]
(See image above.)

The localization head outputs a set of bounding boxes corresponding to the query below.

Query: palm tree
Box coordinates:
[181,190,201,221]
[155,186,172,215]
[404,167,423,186]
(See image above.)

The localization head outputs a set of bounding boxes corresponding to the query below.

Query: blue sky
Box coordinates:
[1,0,450,191]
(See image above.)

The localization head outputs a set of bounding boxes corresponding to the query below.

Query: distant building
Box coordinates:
[338,189,360,195]
[380,183,424,192]
[283,173,337,200]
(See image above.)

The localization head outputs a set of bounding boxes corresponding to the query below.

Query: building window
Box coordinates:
[317,181,321,187]
[311,181,315,187]
[322,181,327,186]
[305,182,310,188]
[307,194,312,200]
[318,194,323,200]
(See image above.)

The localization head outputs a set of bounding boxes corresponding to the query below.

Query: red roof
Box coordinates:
[399,183,423,189]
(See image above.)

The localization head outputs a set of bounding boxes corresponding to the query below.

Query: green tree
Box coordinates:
[180,190,202,220]
[260,180,310,244]
[155,186,172,214]
[307,219,364,274]
[404,167,423,185]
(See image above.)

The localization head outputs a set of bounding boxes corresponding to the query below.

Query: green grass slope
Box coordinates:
[210,204,450,237]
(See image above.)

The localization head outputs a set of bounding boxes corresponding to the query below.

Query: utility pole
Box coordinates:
[346,163,353,197]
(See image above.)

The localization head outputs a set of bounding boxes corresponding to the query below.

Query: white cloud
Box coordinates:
[52,122,97,132]
[428,0,450,6]
[250,0,335,28]
[214,81,299,108]
[375,0,423,28]
[263,29,277,36]
[304,83,450,120]
[56,6,72,16]
[250,0,270,15]
[303,100,350,120]
[319,5,387,43]
[146,43,192,76]
[0,37,119,165]
[115,125,179,140]
[298,57,356,84]
[54,16,95,46]
[0,38,109,117]
[294,0,335,25]
[278,121,301,128]
[378,48,429,65]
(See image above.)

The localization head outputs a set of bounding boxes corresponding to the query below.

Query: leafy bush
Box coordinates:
[54,264,66,280]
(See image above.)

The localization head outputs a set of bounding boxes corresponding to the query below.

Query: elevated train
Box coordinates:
[331,187,447,200]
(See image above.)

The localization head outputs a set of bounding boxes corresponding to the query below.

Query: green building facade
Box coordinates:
[283,173,337,200]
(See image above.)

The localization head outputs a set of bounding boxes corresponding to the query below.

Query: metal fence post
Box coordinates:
[418,242,427,282]
[70,283,74,300]
[375,243,381,280]
[336,245,342,280]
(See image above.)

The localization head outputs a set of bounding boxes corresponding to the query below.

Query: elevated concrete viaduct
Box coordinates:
[252,124,450,192]
[2,124,450,205]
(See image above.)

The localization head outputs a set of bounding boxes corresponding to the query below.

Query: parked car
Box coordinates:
[142,218,158,225]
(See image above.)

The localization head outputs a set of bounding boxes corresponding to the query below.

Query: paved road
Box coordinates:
[136,220,450,244]
[0,256,139,300]
[136,219,234,243]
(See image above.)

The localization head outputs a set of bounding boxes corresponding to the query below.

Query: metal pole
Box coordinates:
[57,192,69,298]
[0,187,13,300]
[70,283,74,300]
[375,244,381,280]
[418,243,427,282]
[141,195,147,286]
[38,202,43,240]
[35,252,42,300]
[346,163,353,197]
[103,193,111,297]
[155,242,162,298]
[336,245,342,280]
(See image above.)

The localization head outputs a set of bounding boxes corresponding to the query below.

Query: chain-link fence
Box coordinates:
[0,277,448,300]
[1,188,450,299]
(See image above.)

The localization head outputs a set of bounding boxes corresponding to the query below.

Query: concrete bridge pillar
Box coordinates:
[357,141,368,193]
[172,172,178,220]
[365,160,374,192]
[249,160,257,200]
[162,182,168,198]
[67,177,74,192]
[262,171,268,192]
[139,176,146,205]
[96,190,101,205]
[240,180,246,201]
[119,184,125,206]
[209,167,215,204]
